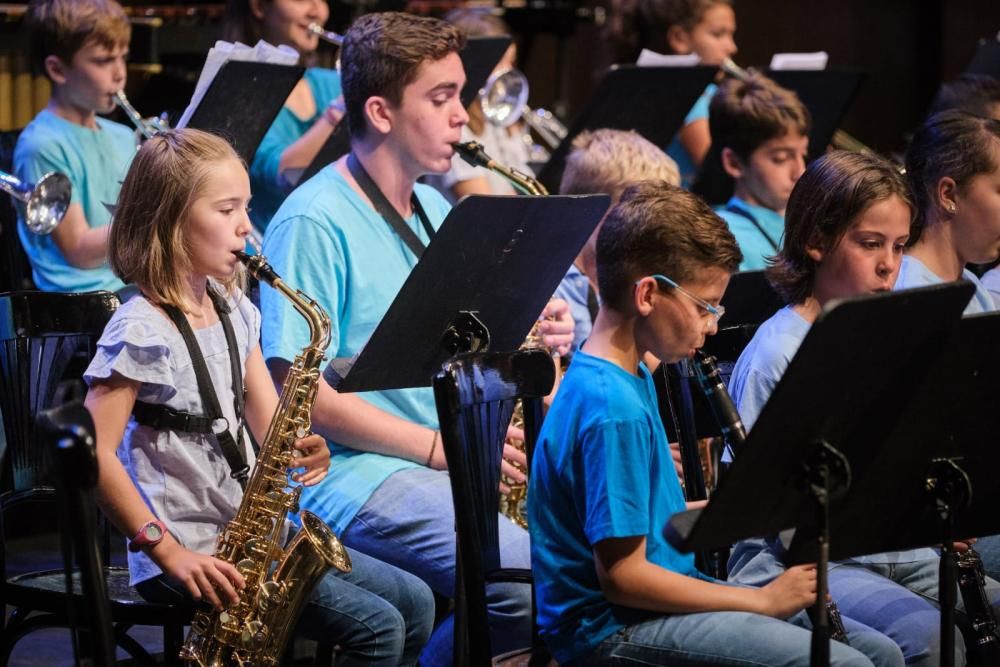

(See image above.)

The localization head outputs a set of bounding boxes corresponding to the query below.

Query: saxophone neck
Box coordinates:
[452,141,548,196]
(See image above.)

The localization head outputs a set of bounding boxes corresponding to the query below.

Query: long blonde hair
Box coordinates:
[109,129,246,312]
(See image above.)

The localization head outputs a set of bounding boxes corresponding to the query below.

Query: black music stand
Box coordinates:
[184,61,305,165]
[325,193,609,392]
[301,36,512,184]
[665,282,974,667]
[536,65,718,193]
[702,270,785,364]
[692,69,865,205]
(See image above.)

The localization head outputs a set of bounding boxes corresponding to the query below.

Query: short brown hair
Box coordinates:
[110,129,246,311]
[596,181,741,311]
[905,110,1000,244]
[768,150,913,305]
[560,129,680,202]
[710,71,811,160]
[26,0,130,75]
[341,12,465,139]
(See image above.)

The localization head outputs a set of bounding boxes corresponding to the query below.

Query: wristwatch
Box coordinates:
[128,519,167,552]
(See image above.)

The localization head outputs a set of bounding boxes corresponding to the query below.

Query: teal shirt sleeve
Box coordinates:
[250,68,342,230]
[684,83,717,125]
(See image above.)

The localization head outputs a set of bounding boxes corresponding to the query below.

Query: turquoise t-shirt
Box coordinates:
[715,195,785,271]
[666,83,716,189]
[528,350,706,664]
[895,254,997,315]
[250,67,342,232]
[259,164,451,534]
[14,109,134,292]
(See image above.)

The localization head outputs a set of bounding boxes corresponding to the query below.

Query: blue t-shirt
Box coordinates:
[259,164,451,534]
[715,196,784,272]
[666,83,716,189]
[250,68,342,231]
[982,267,1000,307]
[14,109,135,292]
[895,254,996,315]
[552,263,594,354]
[529,350,704,664]
[728,303,936,572]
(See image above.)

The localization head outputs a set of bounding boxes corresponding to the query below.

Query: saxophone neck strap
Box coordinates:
[347,151,434,259]
[133,285,250,489]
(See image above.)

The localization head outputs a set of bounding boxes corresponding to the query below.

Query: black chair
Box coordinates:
[0,290,192,665]
[433,348,555,667]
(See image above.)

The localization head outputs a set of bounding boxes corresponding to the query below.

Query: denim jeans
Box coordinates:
[829,558,1000,667]
[341,466,532,667]
[578,608,900,666]
[136,545,435,666]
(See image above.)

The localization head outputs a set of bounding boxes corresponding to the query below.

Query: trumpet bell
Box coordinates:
[26,172,72,235]
[480,68,530,129]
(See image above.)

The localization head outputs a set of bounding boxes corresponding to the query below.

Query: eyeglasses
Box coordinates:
[644,274,725,324]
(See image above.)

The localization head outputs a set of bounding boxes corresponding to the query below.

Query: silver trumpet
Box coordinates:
[479,68,567,158]
[114,90,168,140]
[0,170,71,234]
[308,22,343,46]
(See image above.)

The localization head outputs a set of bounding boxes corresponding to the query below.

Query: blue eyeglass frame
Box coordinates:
[640,273,726,322]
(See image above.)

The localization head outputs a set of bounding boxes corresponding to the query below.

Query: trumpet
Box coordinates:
[452,140,548,196]
[479,68,568,156]
[114,90,168,140]
[0,169,71,235]
[308,22,343,46]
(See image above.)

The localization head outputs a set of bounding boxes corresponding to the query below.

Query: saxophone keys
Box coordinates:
[241,620,268,648]
[258,580,287,611]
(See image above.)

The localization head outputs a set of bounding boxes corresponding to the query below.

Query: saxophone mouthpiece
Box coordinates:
[234,250,280,287]
[452,141,493,169]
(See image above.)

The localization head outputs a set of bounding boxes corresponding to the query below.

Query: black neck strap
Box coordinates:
[725,202,779,253]
[347,151,434,258]
[158,286,250,488]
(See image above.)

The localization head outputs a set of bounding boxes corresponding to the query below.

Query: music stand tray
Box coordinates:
[326,193,609,393]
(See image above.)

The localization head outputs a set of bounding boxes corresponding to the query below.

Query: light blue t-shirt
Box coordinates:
[259,164,451,534]
[728,304,937,571]
[715,195,784,271]
[529,350,706,664]
[982,267,1000,307]
[895,254,996,315]
[552,263,594,354]
[250,67,342,231]
[666,83,716,189]
[14,109,134,292]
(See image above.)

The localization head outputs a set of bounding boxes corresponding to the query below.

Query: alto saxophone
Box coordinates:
[180,251,351,666]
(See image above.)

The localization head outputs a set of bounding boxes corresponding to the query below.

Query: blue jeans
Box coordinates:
[829,558,1000,667]
[136,546,434,666]
[342,466,532,667]
[579,608,900,666]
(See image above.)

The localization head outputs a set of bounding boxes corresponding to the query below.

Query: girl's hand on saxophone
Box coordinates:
[538,298,575,357]
[290,433,331,486]
[501,425,528,494]
[153,535,245,611]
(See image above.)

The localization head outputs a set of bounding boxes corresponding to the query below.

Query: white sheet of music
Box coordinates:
[176,40,299,129]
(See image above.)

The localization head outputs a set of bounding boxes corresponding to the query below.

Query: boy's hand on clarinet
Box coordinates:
[152,535,245,612]
[290,433,330,486]
[758,564,818,619]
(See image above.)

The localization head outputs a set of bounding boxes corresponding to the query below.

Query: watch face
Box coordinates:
[143,522,164,541]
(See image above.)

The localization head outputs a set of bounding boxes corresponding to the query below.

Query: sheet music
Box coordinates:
[176,40,299,128]
[636,49,700,67]
[769,51,829,71]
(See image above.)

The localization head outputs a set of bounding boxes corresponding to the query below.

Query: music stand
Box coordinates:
[702,270,786,364]
[325,193,610,392]
[665,282,974,666]
[692,69,865,205]
[301,36,512,184]
[536,65,718,193]
[184,61,305,165]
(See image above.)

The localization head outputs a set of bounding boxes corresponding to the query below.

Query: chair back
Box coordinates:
[0,290,119,495]
[433,349,555,666]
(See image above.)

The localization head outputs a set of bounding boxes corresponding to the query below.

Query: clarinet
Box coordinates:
[956,547,1000,664]
[691,351,850,645]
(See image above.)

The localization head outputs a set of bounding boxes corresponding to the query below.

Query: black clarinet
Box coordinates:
[956,547,1000,664]
[691,351,850,645]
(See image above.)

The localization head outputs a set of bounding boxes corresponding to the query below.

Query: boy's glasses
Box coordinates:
[644,274,725,324]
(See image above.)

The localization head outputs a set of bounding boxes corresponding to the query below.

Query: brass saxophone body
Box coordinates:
[180,251,351,666]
